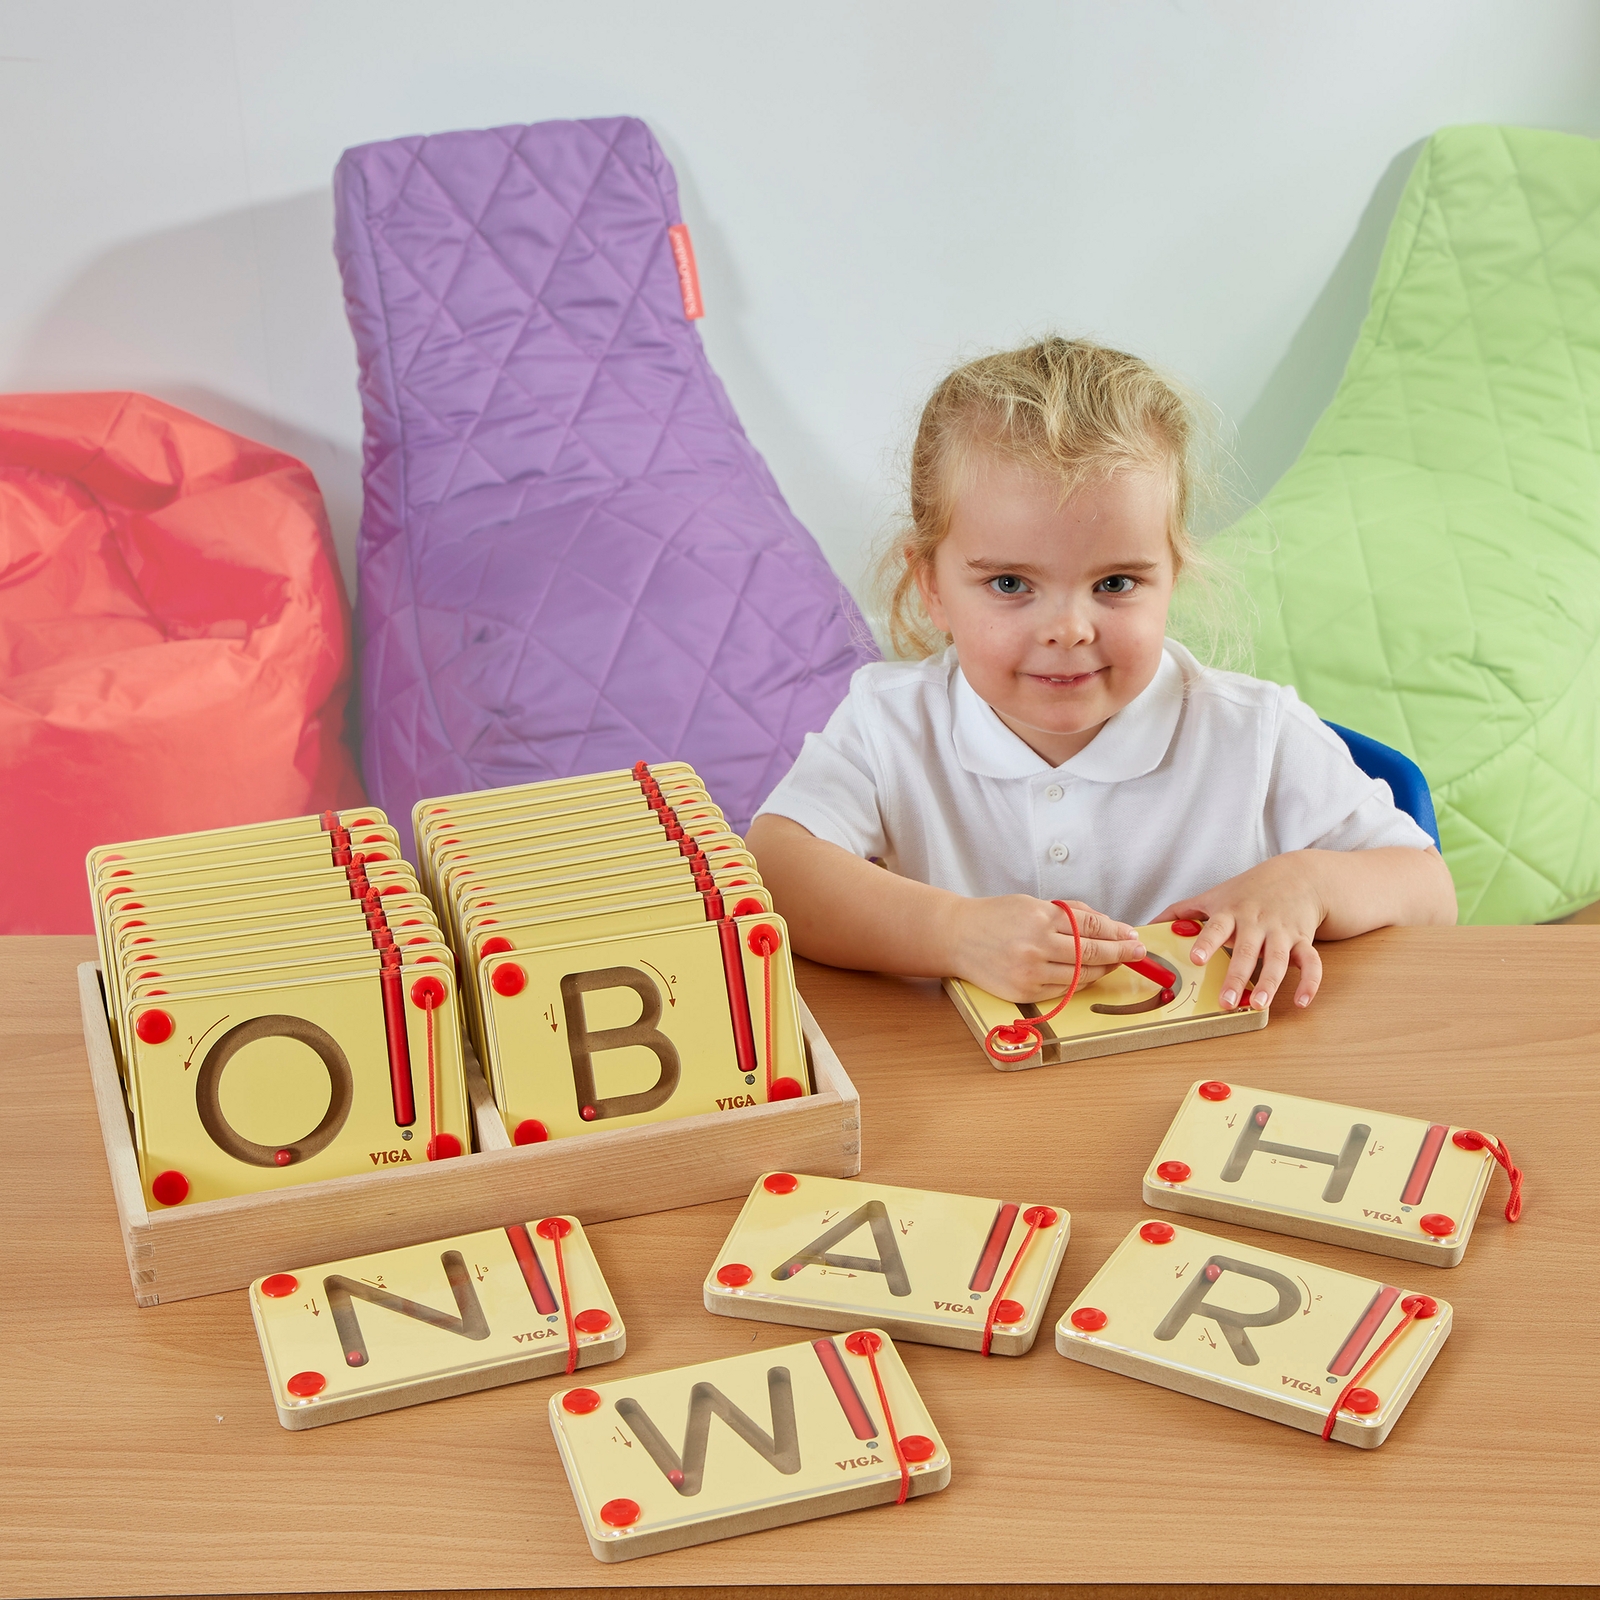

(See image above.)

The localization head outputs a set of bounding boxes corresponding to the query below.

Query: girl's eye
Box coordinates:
[988,574,1028,596]
[1096,574,1138,595]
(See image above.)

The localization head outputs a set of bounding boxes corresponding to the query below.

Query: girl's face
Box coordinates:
[917,458,1176,766]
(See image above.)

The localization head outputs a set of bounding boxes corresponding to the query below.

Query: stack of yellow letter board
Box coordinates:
[88,807,470,1211]
[1055,1079,1514,1448]
[411,761,811,1145]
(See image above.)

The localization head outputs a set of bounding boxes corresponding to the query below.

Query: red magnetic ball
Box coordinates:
[600,1499,640,1528]
[562,1388,601,1415]
[580,1105,598,1120]
[260,1273,298,1298]
[717,1263,754,1287]
[763,1172,799,1194]
[1198,1080,1231,1101]
[574,1309,612,1334]
[135,1009,174,1045]
[1070,1307,1107,1331]
[150,1170,189,1206]
[514,1119,549,1145]
[1140,1221,1175,1244]
[491,962,527,997]
[273,1149,293,1167]
[900,1434,937,1463]
[1419,1213,1456,1237]
[1156,1160,1191,1183]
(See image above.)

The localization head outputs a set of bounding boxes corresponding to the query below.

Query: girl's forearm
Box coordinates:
[746,813,960,975]
[1310,846,1458,939]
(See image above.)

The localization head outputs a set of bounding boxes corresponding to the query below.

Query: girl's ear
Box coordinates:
[915,554,949,633]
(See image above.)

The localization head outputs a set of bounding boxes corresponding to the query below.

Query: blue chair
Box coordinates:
[1324,722,1441,850]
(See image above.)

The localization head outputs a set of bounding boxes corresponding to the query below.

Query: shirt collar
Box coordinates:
[948,642,1186,783]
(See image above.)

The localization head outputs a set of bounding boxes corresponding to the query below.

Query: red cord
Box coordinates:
[539,1218,579,1376]
[1321,1294,1436,1441]
[984,901,1083,1064]
[847,1332,908,1505]
[1454,1130,1523,1222]
[980,1206,1055,1356]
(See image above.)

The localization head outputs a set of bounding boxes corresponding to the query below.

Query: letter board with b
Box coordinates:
[549,1329,949,1561]
[1144,1079,1510,1266]
[478,912,808,1142]
[704,1172,1069,1355]
[250,1215,623,1428]
[1057,1220,1452,1448]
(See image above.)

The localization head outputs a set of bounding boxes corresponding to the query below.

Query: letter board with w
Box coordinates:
[250,1216,623,1428]
[1143,1080,1502,1265]
[1056,1219,1452,1448]
[704,1172,1070,1355]
[549,1330,950,1561]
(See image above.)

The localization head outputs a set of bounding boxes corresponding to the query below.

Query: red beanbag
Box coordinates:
[0,392,366,932]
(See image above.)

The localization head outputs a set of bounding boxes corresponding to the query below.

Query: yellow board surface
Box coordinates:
[480,912,808,1141]
[87,806,385,877]
[704,1172,1069,1354]
[250,1215,623,1428]
[945,920,1267,1070]
[549,1329,949,1561]
[123,954,470,1208]
[1143,1079,1501,1266]
[1057,1220,1452,1447]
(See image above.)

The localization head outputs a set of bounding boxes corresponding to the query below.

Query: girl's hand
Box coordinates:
[948,895,1146,1003]
[1154,854,1328,1012]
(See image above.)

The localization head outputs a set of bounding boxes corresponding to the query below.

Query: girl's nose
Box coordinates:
[1039,601,1093,648]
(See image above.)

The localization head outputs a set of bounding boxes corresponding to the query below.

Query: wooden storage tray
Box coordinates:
[78,962,861,1305]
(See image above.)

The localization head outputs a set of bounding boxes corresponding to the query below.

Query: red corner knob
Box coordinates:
[426,1133,462,1160]
[900,1434,937,1463]
[260,1273,298,1298]
[844,1330,883,1356]
[491,962,527,997]
[763,1172,799,1194]
[135,1009,175,1045]
[1198,1080,1231,1101]
[746,922,782,957]
[286,1371,326,1398]
[1070,1307,1107,1331]
[717,1263,753,1287]
[1156,1160,1191,1183]
[1022,1205,1059,1228]
[574,1309,612,1334]
[479,935,514,958]
[993,1299,1025,1324]
[1342,1386,1380,1415]
[1401,1294,1439,1318]
[769,1077,803,1100]
[514,1119,549,1145]
[410,976,446,1009]
[561,1388,601,1415]
[600,1499,640,1528]
[1172,918,1203,937]
[150,1170,189,1206]
[1419,1213,1456,1237]
[1140,1221,1176,1244]
[536,1217,573,1240]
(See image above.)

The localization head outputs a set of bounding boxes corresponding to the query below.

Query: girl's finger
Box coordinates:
[1248,934,1293,1010]
[1057,902,1137,942]
[1188,912,1234,966]
[1056,936,1145,969]
[1290,940,1322,1007]
[1219,927,1262,1010]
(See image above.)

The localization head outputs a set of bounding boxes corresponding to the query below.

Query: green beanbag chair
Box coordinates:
[1231,125,1600,924]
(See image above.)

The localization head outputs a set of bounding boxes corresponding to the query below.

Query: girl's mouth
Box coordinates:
[1026,668,1104,689]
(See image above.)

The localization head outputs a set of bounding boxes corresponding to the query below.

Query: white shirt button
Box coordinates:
[1049,842,1070,863]
[1045,784,1064,802]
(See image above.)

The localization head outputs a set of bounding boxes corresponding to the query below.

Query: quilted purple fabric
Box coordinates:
[334,117,875,853]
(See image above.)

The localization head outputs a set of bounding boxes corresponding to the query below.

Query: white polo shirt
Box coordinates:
[754,640,1433,925]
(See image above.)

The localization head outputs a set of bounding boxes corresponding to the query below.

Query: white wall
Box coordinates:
[2,0,1596,619]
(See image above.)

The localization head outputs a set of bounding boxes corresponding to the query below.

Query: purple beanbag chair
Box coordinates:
[334,117,875,853]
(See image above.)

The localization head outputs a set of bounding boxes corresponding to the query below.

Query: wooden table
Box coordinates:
[3,929,1596,1599]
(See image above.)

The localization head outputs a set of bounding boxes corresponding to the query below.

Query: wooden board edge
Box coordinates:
[465,1040,512,1151]
[1139,1183,1472,1268]
[77,962,155,1294]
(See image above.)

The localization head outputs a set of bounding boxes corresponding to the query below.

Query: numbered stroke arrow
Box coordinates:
[640,960,677,1006]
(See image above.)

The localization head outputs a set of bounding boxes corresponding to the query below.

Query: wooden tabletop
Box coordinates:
[3,928,1596,1598]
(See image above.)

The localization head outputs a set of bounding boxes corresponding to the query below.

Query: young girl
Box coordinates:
[748,338,1456,1013]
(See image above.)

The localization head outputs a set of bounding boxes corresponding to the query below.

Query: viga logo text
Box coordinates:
[715,1095,757,1110]
[836,1454,884,1471]
[370,1149,413,1164]
[1362,1209,1404,1223]
[933,1301,976,1314]
[1281,1376,1324,1394]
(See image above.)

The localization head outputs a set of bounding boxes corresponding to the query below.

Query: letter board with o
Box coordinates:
[1057,1219,1452,1448]
[944,919,1266,1071]
[479,912,808,1140]
[1144,1080,1506,1266]
[705,1172,1069,1354]
[549,1329,949,1561]
[250,1215,622,1428]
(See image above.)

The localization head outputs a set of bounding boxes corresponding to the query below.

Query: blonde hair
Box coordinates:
[876,336,1229,661]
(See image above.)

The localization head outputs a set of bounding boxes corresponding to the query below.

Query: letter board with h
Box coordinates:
[549,1330,949,1560]
[250,1215,622,1428]
[1143,1080,1502,1266]
[704,1172,1070,1354]
[1057,1220,1452,1448]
